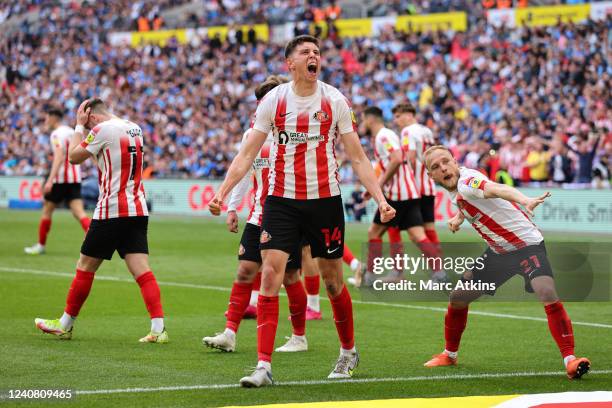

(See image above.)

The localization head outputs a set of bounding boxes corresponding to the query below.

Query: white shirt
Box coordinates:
[50,125,81,184]
[374,127,419,201]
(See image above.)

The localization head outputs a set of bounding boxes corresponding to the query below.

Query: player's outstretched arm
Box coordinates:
[209,129,266,216]
[342,130,395,222]
[483,182,551,217]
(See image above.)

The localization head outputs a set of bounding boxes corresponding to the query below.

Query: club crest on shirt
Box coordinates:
[260,230,272,243]
[238,244,246,256]
[313,110,329,122]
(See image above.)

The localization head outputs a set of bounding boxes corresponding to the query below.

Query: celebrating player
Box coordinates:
[203,75,309,354]
[362,107,443,283]
[209,35,395,387]
[422,146,590,380]
[34,99,167,344]
[24,106,91,255]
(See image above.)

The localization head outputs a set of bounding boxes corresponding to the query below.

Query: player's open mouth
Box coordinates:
[443,175,452,181]
[307,63,317,74]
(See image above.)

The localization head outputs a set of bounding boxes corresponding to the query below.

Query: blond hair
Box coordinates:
[423,145,454,170]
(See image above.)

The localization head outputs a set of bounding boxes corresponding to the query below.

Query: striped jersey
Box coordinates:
[227,130,273,227]
[374,127,419,201]
[400,123,436,196]
[251,80,357,200]
[451,167,543,254]
[50,125,81,184]
[81,118,148,220]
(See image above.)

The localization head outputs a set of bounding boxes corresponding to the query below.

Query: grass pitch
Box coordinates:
[1,208,611,407]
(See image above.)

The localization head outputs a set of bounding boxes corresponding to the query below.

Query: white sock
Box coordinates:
[257,360,272,371]
[444,349,458,359]
[341,346,356,356]
[292,334,306,341]
[249,290,259,307]
[59,312,75,330]
[564,355,576,368]
[223,328,236,338]
[151,318,164,333]
[350,258,360,272]
[307,294,320,312]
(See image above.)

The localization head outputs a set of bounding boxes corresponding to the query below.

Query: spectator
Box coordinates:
[526,139,550,183]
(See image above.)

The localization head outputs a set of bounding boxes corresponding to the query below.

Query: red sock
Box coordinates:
[425,228,440,244]
[367,238,383,273]
[225,281,252,332]
[545,301,575,358]
[252,272,262,292]
[257,295,279,363]
[38,218,52,246]
[285,281,307,336]
[342,244,356,265]
[329,285,354,350]
[80,217,91,232]
[304,274,320,296]
[136,271,164,318]
[65,269,95,317]
[445,305,468,352]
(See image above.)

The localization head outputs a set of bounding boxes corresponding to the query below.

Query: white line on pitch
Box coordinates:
[2,266,611,329]
[76,369,612,395]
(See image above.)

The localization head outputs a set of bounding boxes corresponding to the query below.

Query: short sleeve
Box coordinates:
[81,125,108,156]
[252,95,275,135]
[457,174,488,199]
[50,133,61,149]
[336,97,358,135]
[377,132,400,155]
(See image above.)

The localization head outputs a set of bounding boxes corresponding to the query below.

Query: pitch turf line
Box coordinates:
[2,266,612,330]
[75,370,612,395]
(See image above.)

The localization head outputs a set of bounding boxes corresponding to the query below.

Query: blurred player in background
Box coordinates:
[423,146,590,380]
[24,106,91,255]
[209,35,394,387]
[35,99,167,344]
[203,75,309,354]
[362,107,443,284]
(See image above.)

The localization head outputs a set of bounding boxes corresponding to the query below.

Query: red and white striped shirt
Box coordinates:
[50,125,81,184]
[251,80,357,200]
[374,127,419,201]
[401,123,436,196]
[228,130,273,227]
[81,118,148,220]
[451,167,543,254]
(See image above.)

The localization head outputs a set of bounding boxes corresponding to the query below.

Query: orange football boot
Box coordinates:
[566,357,590,379]
[424,353,457,367]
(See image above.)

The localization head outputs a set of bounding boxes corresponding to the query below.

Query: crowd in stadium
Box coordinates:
[0,0,610,187]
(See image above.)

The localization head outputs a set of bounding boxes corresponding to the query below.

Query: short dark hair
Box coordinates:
[392,103,416,115]
[46,106,64,118]
[364,106,383,119]
[84,98,108,114]
[254,75,289,101]
[284,35,319,58]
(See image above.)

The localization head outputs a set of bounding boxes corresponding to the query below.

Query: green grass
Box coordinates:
[1,208,611,407]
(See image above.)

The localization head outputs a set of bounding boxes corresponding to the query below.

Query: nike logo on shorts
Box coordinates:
[327,247,339,254]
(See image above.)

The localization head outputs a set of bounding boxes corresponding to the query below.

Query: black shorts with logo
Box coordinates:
[44,183,82,204]
[462,241,553,296]
[81,216,149,260]
[374,198,423,230]
[420,195,435,224]
[261,195,344,259]
[238,222,301,269]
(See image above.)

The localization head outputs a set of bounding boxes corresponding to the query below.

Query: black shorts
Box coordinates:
[44,183,82,204]
[238,222,301,269]
[261,195,344,259]
[420,195,435,224]
[374,199,423,230]
[81,216,149,260]
[462,241,553,296]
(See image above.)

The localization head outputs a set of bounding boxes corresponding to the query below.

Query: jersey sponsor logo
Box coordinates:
[260,230,272,243]
[312,110,329,122]
[238,244,246,256]
[252,158,271,169]
[277,130,324,145]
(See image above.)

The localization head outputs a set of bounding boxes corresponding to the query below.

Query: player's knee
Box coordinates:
[367,225,381,240]
[408,230,424,243]
[235,264,257,283]
[536,286,558,303]
[283,270,300,286]
[449,291,471,308]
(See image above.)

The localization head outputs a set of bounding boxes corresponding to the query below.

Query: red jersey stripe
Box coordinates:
[133,137,144,216]
[294,111,309,199]
[461,200,526,250]
[118,137,130,217]
[63,139,69,183]
[97,160,104,219]
[104,149,112,220]
[272,96,287,197]
[316,96,332,198]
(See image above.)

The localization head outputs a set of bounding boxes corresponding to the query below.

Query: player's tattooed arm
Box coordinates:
[483,182,551,217]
